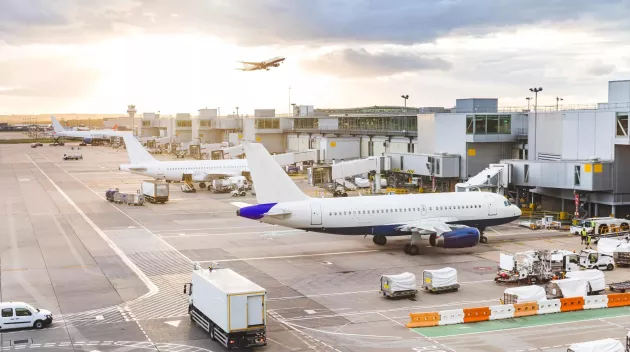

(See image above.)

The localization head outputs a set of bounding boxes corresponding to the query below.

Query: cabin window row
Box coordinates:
[328,204,483,216]
[166,166,242,171]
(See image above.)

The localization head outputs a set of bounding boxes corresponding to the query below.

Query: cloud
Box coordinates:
[587,61,616,76]
[301,48,452,77]
[0,58,101,98]
[1,0,629,46]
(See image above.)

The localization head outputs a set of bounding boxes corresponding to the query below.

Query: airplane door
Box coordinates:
[485,195,497,216]
[157,167,165,179]
[310,203,322,225]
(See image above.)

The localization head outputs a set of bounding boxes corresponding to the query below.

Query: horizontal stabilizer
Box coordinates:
[230,202,252,209]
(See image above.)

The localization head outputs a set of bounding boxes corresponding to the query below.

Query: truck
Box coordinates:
[212,179,232,193]
[141,180,169,203]
[599,237,630,267]
[495,250,570,284]
[570,217,630,236]
[184,264,267,349]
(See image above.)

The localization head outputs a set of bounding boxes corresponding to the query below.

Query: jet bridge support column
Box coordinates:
[374,173,381,193]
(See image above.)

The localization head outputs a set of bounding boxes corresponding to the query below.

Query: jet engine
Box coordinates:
[83,138,93,144]
[429,227,480,248]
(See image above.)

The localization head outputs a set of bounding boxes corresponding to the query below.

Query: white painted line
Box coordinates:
[304,310,316,315]
[201,250,380,263]
[26,154,159,299]
[282,320,403,339]
[156,224,279,232]
[160,229,303,238]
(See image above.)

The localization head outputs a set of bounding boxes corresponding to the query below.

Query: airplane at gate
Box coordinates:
[234,143,522,255]
[237,57,285,71]
[50,116,129,142]
[118,134,248,186]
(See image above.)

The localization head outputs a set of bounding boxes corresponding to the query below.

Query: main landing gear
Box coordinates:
[372,235,387,246]
[403,233,422,256]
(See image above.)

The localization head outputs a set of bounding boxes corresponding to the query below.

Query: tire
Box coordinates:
[408,245,419,256]
[403,243,411,254]
[607,264,614,271]
[480,236,488,244]
[33,320,44,329]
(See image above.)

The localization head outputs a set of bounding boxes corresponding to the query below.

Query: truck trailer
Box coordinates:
[184,265,267,349]
[141,180,169,203]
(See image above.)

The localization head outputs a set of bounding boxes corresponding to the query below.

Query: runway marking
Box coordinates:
[159,229,303,238]
[200,249,380,263]
[156,224,280,232]
[26,153,158,299]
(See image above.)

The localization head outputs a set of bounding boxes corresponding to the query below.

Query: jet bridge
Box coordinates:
[308,156,391,191]
[455,164,511,193]
[273,149,320,166]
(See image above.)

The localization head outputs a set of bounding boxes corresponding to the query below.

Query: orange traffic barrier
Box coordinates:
[463,307,491,323]
[514,302,538,317]
[560,297,584,312]
[607,293,630,308]
[406,312,440,328]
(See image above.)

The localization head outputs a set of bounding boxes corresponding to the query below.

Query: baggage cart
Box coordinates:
[125,193,145,206]
[113,192,128,204]
[422,267,459,293]
[105,188,119,202]
[380,272,418,298]
[567,338,625,352]
[609,280,630,293]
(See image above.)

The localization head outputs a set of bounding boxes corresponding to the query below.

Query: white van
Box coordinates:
[0,302,53,330]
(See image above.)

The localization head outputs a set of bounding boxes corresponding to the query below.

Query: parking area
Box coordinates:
[1,143,629,352]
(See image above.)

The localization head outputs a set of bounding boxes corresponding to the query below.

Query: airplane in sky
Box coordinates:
[233,143,522,255]
[237,56,285,71]
[118,134,249,188]
[50,116,129,143]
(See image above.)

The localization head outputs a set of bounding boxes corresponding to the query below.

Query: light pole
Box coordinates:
[235,107,239,117]
[529,87,543,160]
[401,95,409,110]
[526,97,532,111]
[556,97,563,111]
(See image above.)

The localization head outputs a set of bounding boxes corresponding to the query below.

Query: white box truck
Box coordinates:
[141,180,169,203]
[184,266,267,349]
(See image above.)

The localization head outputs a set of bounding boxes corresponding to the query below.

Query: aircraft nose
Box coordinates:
[512,205,522,217]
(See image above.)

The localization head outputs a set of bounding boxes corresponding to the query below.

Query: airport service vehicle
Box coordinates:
[49,142,64,146]
[0,302,53,330]
[567,338,626,352]
[570,217,630,236]
[599,237,630,267]
[231,189,246,197]
[380,272,418,298]
[213,179,233,193]
[609,280,630,293]
[502,286,547,304]
[105,188,119,202]
[30,143,38,148]
[422,267,459,293]
[579,249,615,271]
[235,143,521,256]
[62,153,82,160]
[495,250,578,284]
[184,265,267,349]
[565,269,606,294]
[141,180,169,204]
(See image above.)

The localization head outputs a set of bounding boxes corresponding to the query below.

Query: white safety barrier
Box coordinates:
[438,309,464,326]
[489,304,515,320]
[583,295,608,310]
[537,299,561,315]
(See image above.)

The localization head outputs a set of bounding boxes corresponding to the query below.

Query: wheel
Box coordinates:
[404,243,411,254]
[607,264,614,271]
[342,193,348,197]
[480,236,488,244]
[372,235,386,246]
[33,320,44,329]
[199,182,206,188]
[408,245,419,256]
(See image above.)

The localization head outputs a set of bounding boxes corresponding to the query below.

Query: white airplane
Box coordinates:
[50,116,130,143]
[237,56,285,71]
[234,143,522,255]
[118,134,249,187]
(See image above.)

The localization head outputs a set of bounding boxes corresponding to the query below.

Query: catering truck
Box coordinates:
[184,264,267,349]
[141,180,169,203]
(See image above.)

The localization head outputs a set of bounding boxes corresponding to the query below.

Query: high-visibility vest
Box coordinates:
[586,235,592,244]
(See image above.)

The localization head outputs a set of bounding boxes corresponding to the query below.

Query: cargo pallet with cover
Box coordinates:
[184,264,267,349]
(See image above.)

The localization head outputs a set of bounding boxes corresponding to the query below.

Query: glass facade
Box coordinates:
[142,121,151,127]
[176,120,192,127]
[337,116,417,132]
[294,118,318,129]
[466,114,511,134]
[616,113,628,137]
[200,120,211,127]
[255,118,280,129]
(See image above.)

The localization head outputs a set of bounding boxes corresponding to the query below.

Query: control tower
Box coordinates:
[127,104,137,135]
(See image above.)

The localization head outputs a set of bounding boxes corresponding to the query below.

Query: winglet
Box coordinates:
[243,143,309,204]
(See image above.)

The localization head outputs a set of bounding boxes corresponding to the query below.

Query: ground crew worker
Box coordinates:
[580,227,587,244]
[586,234,592,249]
[591,220,596,232]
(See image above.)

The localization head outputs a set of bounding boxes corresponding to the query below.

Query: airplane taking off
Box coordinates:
[234,143,522,255]
[118,134,248,187]
[50,116,129,143]
[237,56,285,71]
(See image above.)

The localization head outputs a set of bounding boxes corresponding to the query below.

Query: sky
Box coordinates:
[1,0,629,115]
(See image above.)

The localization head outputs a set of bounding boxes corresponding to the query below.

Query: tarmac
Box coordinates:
[1,142,629,352]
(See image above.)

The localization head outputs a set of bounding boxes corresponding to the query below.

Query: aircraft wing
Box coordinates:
[238,61,261,65]
[395,217,462,234]
[192,171,242,182]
